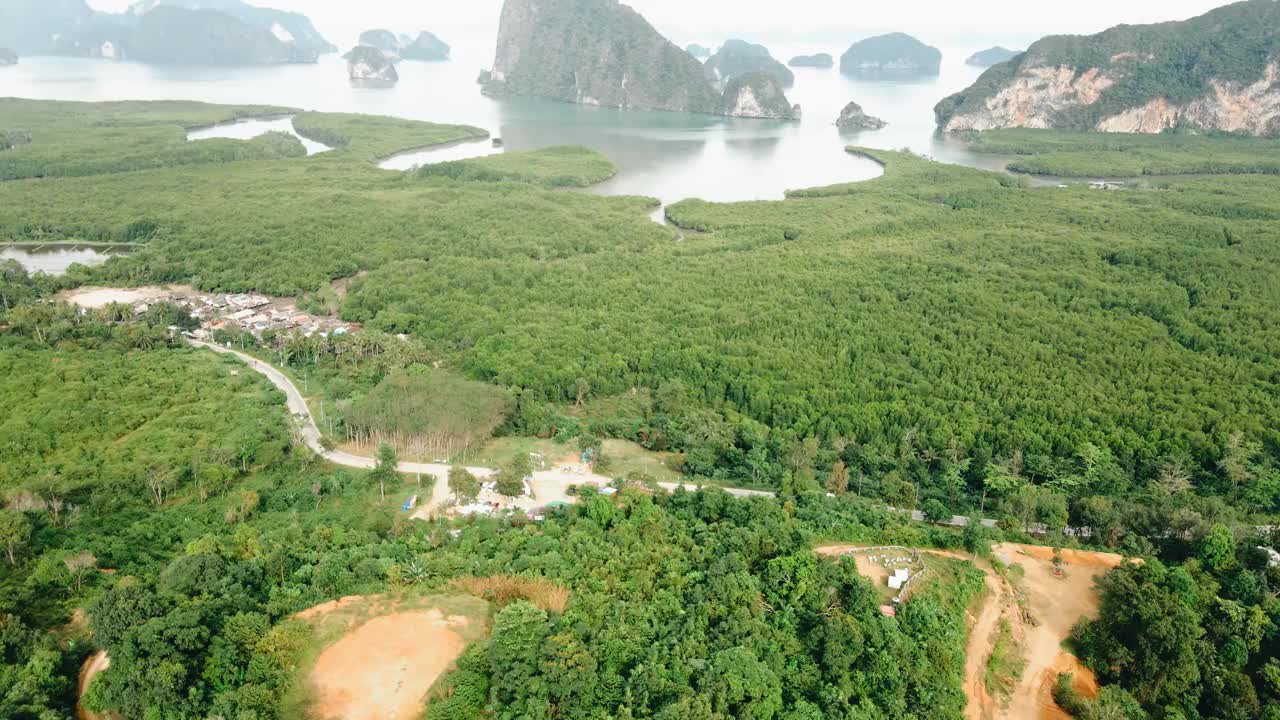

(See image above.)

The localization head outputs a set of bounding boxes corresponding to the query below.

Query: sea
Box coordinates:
[1,32,1038,273]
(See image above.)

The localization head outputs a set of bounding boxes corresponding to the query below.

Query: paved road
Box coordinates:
[186,341,1016,528]
[189,340,773,514]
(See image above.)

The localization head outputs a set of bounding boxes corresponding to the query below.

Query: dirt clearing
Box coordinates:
[308,610,468,720]
[58,285,191,309]
[817,542,1130,720]
[992,543,1120,720]
[291,594,487,720]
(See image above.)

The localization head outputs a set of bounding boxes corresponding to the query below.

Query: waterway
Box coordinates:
[0,37,1027,203]
[1,33,1042,272]
[1,244,134,276]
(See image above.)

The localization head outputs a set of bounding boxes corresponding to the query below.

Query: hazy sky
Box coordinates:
[88,0,1237,48]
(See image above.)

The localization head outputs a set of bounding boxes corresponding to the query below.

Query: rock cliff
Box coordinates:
[402,32,450,61]
[485,0,721,114]
[132,0,335,57]
[358,29,401,58]
[836,101,887,130]
[719,73,800,120]
[840,33,941,79]
[789,53,833,69]
[966,46,1020,68]
[132,6,318,64]
[346,45,398,82]
[937,0,1280,136]
[705,39,794,87]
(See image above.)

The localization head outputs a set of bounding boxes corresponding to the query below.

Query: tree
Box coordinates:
[371,443,400,502]
[64,551,99,592]
[0,509,31,565]
[496,455,531,499]
[922,499,951,523]
[1200,523,1237,574]
[826,459,850,495]
[449,466,481,504]
[1219,431,1260,491]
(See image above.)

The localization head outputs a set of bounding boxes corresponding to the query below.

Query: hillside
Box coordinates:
[705,39,795,87]
[936,0,1280,135]
[840,32,941,79]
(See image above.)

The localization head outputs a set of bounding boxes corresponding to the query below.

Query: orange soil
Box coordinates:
[816,543,1127,720]
[292,595,377,621]
[307,610,469,720]
[77,651,120,720]
[993,544,1115,720]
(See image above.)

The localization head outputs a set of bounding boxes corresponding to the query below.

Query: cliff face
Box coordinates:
[937,0,1280,136]
[719,73,800,120]
[358,29,401,57]
[840,33,941,79]
[705,39,794,87]
[836,101,887,130]
[346,45,398,82]
[485,0,721,114]
[402,32,450,61]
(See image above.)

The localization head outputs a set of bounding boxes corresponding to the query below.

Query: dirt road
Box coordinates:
[817,543,1126,720]
[77,651,118,720]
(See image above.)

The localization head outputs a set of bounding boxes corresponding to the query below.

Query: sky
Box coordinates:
[87,0,1238,49]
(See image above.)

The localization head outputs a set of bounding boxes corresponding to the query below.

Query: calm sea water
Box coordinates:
[2,34,1025,273]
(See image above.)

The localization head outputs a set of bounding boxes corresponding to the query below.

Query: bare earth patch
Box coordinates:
[77,650,121,720]
[816,542,1127,720]
[58,285,192,309]
[991,543,1118,720]
[307,609,471,720]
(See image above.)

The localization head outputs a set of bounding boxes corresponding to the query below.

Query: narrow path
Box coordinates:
[187,340,773,513]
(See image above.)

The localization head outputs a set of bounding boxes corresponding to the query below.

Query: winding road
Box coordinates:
[187,340,774,514]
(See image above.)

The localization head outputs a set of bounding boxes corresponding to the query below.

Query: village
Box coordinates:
[70,285,361,342]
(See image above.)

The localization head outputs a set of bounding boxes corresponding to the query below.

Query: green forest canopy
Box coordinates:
[1,98,1279,523]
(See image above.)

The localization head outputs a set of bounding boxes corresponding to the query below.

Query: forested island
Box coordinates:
[840,32,941,79]
[965,46,1020,68]
[788,52,833,69]
[0,0,333,64]
[2,95,1280,720]
[704,39,794,87]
